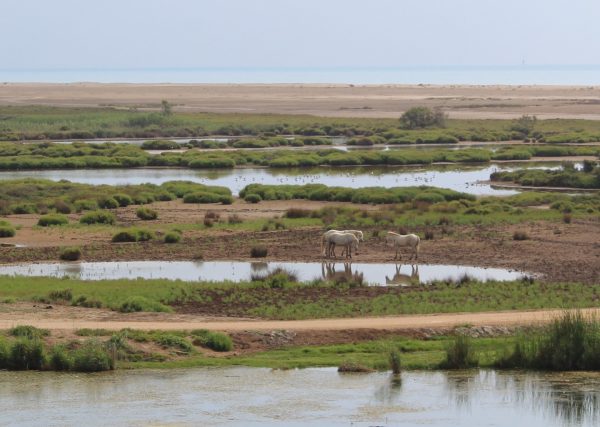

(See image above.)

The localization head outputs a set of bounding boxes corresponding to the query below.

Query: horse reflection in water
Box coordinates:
[321,262,364,285]
[385,264,420,286]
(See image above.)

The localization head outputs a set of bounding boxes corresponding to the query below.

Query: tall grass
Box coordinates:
[496,311,600,370]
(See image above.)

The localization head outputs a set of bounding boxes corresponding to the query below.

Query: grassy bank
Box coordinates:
[2,276,600,319]
[0,140,598,171]
[0,179,231,215]
[491,162,600,189]
[4,106,600,143]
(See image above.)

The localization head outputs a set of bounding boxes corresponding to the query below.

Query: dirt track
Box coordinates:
[3,83,600,119]
[0,306,597,332]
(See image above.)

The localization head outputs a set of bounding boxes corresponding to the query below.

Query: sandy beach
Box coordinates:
[2,83,600,119]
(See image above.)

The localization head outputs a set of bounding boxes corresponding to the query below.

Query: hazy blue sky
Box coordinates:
[1,0,598,70]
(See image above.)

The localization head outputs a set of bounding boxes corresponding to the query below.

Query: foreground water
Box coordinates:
[0,261,526,284]
[1,368,599,426]
[0,163,548,196]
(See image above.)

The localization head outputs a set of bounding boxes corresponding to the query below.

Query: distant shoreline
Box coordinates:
[1,83,600,119]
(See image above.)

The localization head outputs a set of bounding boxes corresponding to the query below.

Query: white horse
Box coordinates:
[323,232,360,259]
[385,231,420,261]
[321,229,363,257]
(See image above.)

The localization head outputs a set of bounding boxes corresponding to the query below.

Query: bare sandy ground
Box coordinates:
[0,303,595,332]
[2,83,600,119]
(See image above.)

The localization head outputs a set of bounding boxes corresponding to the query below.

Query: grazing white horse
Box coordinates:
[385,231,420,261]
[323,232,360,259]
[320,229,363,257]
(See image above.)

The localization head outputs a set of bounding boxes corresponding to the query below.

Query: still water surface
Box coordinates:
[1,368,599,426]
[0,163,542,195]
[0,261,526,284]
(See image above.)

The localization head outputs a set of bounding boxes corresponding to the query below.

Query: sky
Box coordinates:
[1,0,598,71]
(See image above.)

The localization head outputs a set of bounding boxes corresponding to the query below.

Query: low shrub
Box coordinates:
[9,325,50,339]
[118,296,171,313]
[49,345,72,371]
[424,229,434,240]
[250,246,268,258]
[9,339,46,370]
[72,339,114,372]
[156,334,194,353]
[112,228,154,243]
[113,193,133,207]
[191,330,233,352]
[0,224,16,237]
[37,214,69,227]
[53,200,72,214]
[563,213,572,224]
[60,247,82,261]
[97,197,119,209]
[183,192,223,204]
[80,210,115,225]
[203,218,214,228]
[47,289,73,302]
[164,231,182,243]
[244,194,262,204]
[136,207,158,220]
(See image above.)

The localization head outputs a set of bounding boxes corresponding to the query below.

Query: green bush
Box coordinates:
[112,228,154,243]
[132,192,156,205]
[400,106,446,129]
[0,224,16,237]
[244,193,262,203]
[113,193,133,207]
[49,345,73,371]
[97,197,119,209]
[183,192,222,204]
[9,325,50,339]
[47,288,73,302]
[118,296,171,313]
[11,203,36,214]
[80,210,115,225]
[112,230,138,242]
[38,214,69,227]
[60,247,82,261]
[156,334,194,353]
[9,339,46,370]
[141,139,180,150]
[164,231,182,243]
[72,339,114,372]
[191,330,233,352]
[136,207,158,220]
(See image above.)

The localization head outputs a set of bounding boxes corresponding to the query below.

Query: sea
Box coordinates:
[1,65,600,85]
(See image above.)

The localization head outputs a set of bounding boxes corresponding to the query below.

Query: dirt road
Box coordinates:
[1,306,597,332]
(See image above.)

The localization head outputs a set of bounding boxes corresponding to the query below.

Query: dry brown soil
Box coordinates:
[1,200,599,283]
[2,83,600,119]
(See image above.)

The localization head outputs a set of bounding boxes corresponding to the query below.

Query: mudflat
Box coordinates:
[2,83,600,119]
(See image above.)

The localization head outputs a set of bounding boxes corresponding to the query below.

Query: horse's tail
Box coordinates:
[320,234,325,256]
[415,236,421,257]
